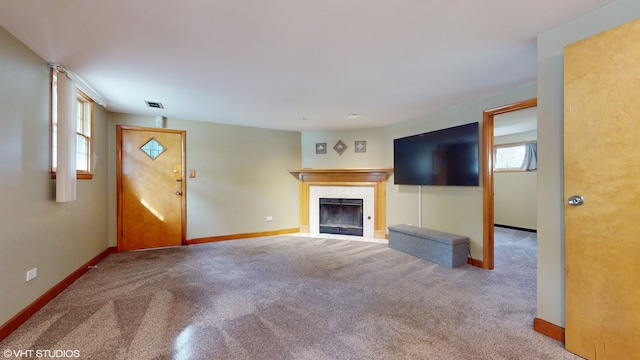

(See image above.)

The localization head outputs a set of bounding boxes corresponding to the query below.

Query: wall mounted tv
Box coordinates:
[393,122,479,186]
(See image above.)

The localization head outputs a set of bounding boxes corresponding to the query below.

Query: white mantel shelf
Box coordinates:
[287,168,394,239]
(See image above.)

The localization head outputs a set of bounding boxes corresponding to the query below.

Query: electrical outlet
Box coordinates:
[26,268,38,282]
[266,216,273,222]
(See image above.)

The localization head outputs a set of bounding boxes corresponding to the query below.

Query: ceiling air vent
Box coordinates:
[145,101,164,109]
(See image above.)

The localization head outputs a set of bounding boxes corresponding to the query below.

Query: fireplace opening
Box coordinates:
[319,198,363,236]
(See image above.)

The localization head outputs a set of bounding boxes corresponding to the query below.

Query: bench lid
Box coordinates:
[388,224,469,245]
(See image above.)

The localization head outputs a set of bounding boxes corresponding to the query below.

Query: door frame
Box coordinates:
[116,125,187,252]
[482,98,537,269]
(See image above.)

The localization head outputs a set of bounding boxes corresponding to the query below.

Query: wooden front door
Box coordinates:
[117,126,186,251]
[564,19,640,359]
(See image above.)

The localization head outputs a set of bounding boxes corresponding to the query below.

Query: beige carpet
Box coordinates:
[1,228,580,359]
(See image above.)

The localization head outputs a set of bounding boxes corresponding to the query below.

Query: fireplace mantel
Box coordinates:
[287,168,394,239]
[287,168,393,183]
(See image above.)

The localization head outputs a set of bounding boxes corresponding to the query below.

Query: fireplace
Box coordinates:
[319,198,364,236]
[309,186,373,237]
[287,168,394,239]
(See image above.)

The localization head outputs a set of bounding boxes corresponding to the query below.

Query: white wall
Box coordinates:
[494,131,537,230]
[302,84,536,260]
[0,26,109,326]
[107,114,302,245]
[494,172,537,230]
[536,0,640,327]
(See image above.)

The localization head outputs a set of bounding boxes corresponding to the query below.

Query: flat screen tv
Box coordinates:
[393,122,479,186]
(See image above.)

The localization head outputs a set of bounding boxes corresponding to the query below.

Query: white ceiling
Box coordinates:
[0,0,614,131]
[494,107,537,137]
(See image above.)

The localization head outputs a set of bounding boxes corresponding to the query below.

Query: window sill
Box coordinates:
[494,169,537,173]
[50,171,94,180]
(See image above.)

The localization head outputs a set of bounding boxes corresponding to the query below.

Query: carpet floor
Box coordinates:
[1,228,580,359]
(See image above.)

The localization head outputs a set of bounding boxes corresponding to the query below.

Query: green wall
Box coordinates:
[107,114,301,245]
[303,1,640,330]
[3,0,640,334]
[0,26,109,326]
[302,84,536,260]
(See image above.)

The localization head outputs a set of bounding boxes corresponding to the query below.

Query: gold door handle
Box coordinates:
[174,191,182,196]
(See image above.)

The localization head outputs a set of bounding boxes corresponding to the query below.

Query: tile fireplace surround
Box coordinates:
[287,168,394,239]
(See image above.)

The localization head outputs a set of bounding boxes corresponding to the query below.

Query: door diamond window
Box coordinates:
[140,138,166,160]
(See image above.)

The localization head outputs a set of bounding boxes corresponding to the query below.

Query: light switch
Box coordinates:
[189,170,196,178]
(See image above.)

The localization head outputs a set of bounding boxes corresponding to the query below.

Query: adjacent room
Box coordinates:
[1,1,638,359]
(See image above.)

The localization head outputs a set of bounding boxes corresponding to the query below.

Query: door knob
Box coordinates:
[567,195,584,206]
[174,191,182,196]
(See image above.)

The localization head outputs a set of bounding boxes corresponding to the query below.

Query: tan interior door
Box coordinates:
[564,19,640,359]
[119,127,186,251]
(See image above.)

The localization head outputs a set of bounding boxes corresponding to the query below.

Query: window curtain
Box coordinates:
[520,143,537,170]
[56,72,77,202]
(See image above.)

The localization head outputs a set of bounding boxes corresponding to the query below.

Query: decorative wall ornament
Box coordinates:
[355,141,367,153]
[315,143,327,154]
[333,140,348,155]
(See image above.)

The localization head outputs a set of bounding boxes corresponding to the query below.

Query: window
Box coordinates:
[75,91,92,174]
[494,142,537,172]
[51,70,94,179]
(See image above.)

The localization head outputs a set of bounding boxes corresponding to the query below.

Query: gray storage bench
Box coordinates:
[388,224,469,268]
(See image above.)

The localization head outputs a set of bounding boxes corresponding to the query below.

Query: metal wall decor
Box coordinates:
[316,143,327,154]
[333,140,347,155]
[355,141,366,153]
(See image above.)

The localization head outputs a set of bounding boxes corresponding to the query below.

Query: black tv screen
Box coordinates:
[393,122,479,186]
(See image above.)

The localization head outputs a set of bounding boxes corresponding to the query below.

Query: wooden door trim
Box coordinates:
[482,98,537,269]
[116,125,187,252]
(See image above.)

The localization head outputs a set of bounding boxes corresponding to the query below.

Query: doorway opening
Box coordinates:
[482,98,537,269]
